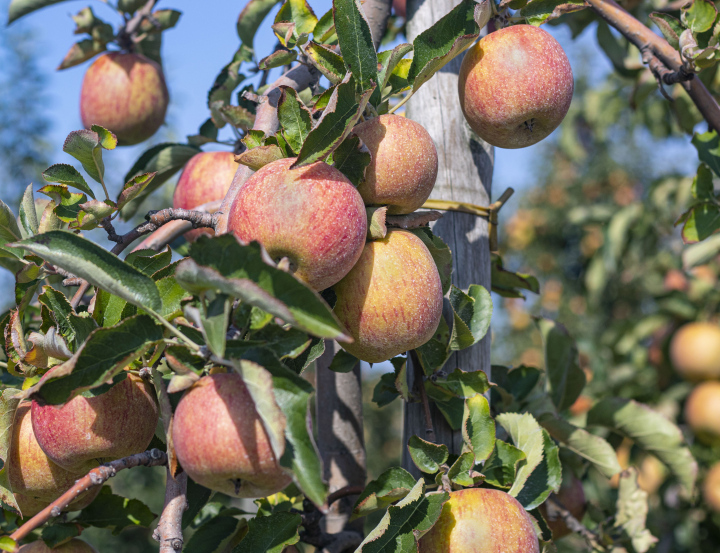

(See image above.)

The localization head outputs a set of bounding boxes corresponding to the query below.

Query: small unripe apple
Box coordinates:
[31,371,159,472]
[703,462,720,512]
[173,151,237,242]
[684,381,720,445]
[352,114,438,214]
[80,52,169,146]
[418,488,539,552]
[172,373,292,498]
[9,404,100,518]
[539,476,586,540]
[669,322,720,381]
[19,539,98,552]
[333,230,443,363]
[228,157,367,291]
[458,25,573,149]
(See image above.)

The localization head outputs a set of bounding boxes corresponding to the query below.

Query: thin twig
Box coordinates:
[410,350,436,443]
[10,449,167,544]
[70,281,90,310]
[545,497,602,550]
[326,485,364,508]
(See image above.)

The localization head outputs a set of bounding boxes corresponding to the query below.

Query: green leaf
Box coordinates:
[692,163,715,200]
[186,514,244,553]
[521,0,586,26]
[588,398,697,497]
[62,129,110,184]
[155,276,187,320]
[19,185,38,237]
[680,201,720,243]
[234,511,302,553]
[496,412,546,498]
[0,200,23,260]
[182,478,213,529]
[314,7,337,43]
[41,524,82,548]
[75,199,116,231]
[332,134,371,186]
[447,452,476,487]
[614,468,658,553]
[490,253,539,298]
[649,12,684,50]
[258,48,298,70]
[462,394,495,464]
[276,0,318,35]
[237,0,282,49]
[410,228,452,295]
[407,0,483,93]
[333,0,378,91]
[356,479,448,552]
[432,367,493,398]
[76,486,156,533]
[38,184,86,223]
[283,336,325,374]
[197,294,230,357]
[449,285,492,351]
[537,318,586,411]
[0,389,21,516]
[58,39,107,70]
[377,43,414,92]
[692,129,720,178]
[236,145,287,171]
[407,435,448,474]
[38,286,97,351]
[352,467,416,519]
[304,41,346,84]
[125,247,173,277]
[278,86,313,154]
[328,349,358,373]
[515,429,561,510]
[8,0,72,23]
[117,172,156,210]
[682,0,717,33]
[12,231,163,313]
[483,439,527,489]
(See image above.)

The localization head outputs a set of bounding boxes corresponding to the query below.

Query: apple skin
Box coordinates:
[458,25,573,149]
[352,114,438,214]
[333,230,443,363]
[228,157,367,291]
[684,381,720,445]
[31,371,159,472]
[539,476,586,540]
[19,539,98,552]
[173,151,238,242]
[669,322,720,381]
[9,404,100,519]
[80,52,169,146]
[418,488,540,553]
[703,462,720,512]
[172,373,292,498]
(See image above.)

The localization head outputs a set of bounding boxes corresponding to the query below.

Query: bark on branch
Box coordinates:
[153,470,188,553]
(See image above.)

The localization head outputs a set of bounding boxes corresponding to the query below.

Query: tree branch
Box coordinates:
[545,497,602,550]
[153,470,187,553]
[9,449,167,544]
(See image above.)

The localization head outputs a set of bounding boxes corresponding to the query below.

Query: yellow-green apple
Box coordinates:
[539,476,586,540]
[228,157,367,290]
[352,114,438,214]
[670,322,720,381]
[19,539,98,552]
[333,230,443,363]
[80,52,169,146]
[31,371,159,472]
[9,404,100,518]
[458,25,573,149]
[703,462,720,512]
[684,381,720,445]
[418,488,539,552]
[172,372,291,498]
[173,151,237,242]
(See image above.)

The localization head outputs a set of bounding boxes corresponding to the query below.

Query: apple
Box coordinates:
[637,455,667,495]
[31,371,159,472]
[418,488,539,553]
[684,381,720,445]
[19,539,98,552]
[352,114,438,214]
[458,25,573,149]
[703,462,720,512]
[80,52,169,146]
[539,476,586,540]
[172,372,292,498]
[669,322,720,381]
[393,0,406,17]
[228,157,367,291]
[173,151,238,242]
[9,404,100,519]
[333,230,443,363]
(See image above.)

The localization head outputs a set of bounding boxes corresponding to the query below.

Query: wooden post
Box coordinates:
[401,0,494,473]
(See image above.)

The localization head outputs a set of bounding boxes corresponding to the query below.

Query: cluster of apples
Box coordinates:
[8,371,158,520]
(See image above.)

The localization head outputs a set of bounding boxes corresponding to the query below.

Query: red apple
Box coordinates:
[80,52,169,146]
[669,322,720,381]
[352,114,438,214]
[684,380,720,445]
[173,151,238,242]
[31,371,159,472]
[9,404,100,519]
[172,373,292,498]
[19,539,98,552]
[418,488,540,552]
[458,25,573,149]
[228,157,367,291]
[393,0,406,18]
[333,230,443,363]
[539,476,586,540]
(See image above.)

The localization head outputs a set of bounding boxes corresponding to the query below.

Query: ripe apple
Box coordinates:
[418,488,539,553]
[669,322,720,381]
[228,157,367,291]
[333,230,443,363]
[458,25,573,149]
[703,462,720,512]
[172,373,292,498]
[9,404,100,519]
[352,114,438,214]
[80,52,169,146]
[19,539,98,552]
[31,371,159,472]
[393,0,406,17]
[684,381,720,445]
[539,476,586,540]
[173,151,238,242]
